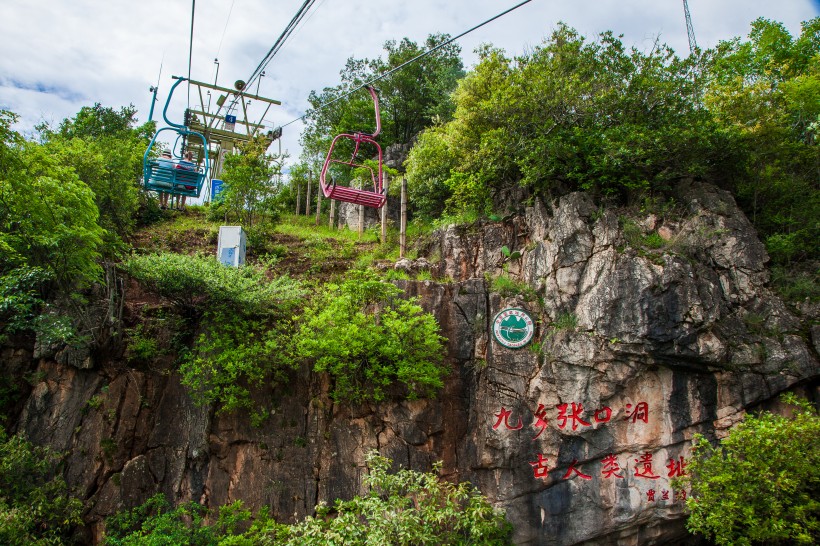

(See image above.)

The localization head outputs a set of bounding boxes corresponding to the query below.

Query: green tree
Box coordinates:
[407,25,729,216]
[221,136,283,226]
[0,426,83,545]
[301,34,464,160]
[0,121,105,291]
[38,103,153,249]
[703,17,820,265]
[683,394,820,545]
[296,272,447,404]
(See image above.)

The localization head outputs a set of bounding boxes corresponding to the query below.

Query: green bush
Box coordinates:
[683,394,820,545]
[104,452,511,545]
[489,274,536,300]
[0,427,83,545]
[280,451,512,545]
[296,273,447,404]
[125,325,161,362]
[0,266,50,342]
[181,312,296,414]
[122,252,304,315]
[104,494,217,546]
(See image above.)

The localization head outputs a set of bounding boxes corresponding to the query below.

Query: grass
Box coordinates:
[771,265,820,304]
[489,274,537,300]
[552,312,578,331]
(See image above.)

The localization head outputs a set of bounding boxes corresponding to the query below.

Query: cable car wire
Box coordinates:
[244,0,319,91]
[279,0,534,130]
[187,0,196,110]
[215,0,320,121]
[214,0,236,63]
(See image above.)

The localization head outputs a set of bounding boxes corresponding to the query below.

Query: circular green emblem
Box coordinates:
[492,308,535,349]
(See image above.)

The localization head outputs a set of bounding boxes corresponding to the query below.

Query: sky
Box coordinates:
[2,0,819,172]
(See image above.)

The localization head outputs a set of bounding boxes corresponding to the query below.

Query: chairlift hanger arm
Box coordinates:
[188,109,266,129]
[183,77,282,106]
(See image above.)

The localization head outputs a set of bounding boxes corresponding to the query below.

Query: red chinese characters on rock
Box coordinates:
[601,454,625,479]
[532,404,549,440]
[593,406,612,424]
[562,459,592,480]
[556,403,592,431]
[492,401,689,502]
[529,453,551,479]
[492,407,523,431]
[633,452,661,479]
[625,402,649,423]
[666,456,687,478]
[490,401,649,436]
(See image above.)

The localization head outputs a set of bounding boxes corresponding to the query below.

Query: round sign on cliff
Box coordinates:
[492,308,535,349]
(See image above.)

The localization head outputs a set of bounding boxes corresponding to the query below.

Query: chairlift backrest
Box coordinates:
[319,86,386,209]
[142,77,210,198]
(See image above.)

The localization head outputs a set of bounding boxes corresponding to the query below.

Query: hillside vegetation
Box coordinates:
[0,17,818,545]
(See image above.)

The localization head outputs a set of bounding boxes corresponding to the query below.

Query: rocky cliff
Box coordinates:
[9,180,819,544]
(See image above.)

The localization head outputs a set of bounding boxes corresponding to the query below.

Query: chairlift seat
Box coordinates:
[141,76,210,199]
[319,86,386,209]
[144,160,205,197]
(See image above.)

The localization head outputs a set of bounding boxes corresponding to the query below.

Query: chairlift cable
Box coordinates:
[279,0,534,130]
[187,0,197,111]
[246,0,318,88]
[214,0,236,62]
[219,0,318,117]
[274,0,328,61]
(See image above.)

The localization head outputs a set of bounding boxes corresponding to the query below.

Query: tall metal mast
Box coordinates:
[683,0,698,54]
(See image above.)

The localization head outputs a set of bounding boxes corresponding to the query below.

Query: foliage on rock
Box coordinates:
[0,427,83,545]
[122,252,304,315]
[103,452,511,545]
[683,394,820,545]
[280,450,512,544]
[296,272,447,404]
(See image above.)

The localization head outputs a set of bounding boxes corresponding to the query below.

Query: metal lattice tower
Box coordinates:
[683,0,698,53]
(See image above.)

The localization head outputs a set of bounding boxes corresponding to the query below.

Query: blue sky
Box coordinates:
[1,0,818,167]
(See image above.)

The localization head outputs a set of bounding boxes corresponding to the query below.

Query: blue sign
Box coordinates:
[225,115,236,124]
[220,247,236,267]
[211,179,225,201]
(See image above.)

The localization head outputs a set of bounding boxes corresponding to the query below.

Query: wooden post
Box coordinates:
[296,183,301,216]
[400,176,407,258]
[357,178,365,238]
[305,172,312,216]
[329,199,336,229]
[380,175,389,244]
[315,187,322,226]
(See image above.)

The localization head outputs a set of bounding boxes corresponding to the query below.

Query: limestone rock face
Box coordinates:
[11,182,819,545]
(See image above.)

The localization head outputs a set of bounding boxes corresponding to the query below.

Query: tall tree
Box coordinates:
[220,136,283,226]
[38,103,153,249]
[301,34,464,160]
[703,17,820,264]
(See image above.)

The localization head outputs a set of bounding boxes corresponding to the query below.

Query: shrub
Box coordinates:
[682,394,820,545]
[490,274,536,300]
[104,494,216,546]
[103,452,510,545]
[181,312,296,414]
[296,272,447,404]
[0,427,83,545]
[122,252,304,315]
[280,451,513,544]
